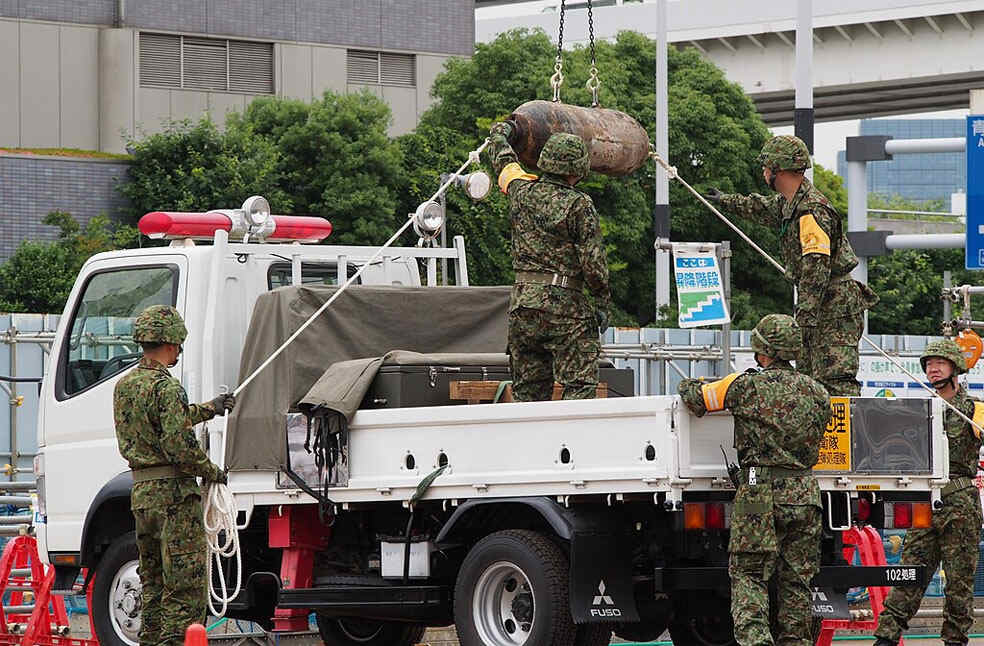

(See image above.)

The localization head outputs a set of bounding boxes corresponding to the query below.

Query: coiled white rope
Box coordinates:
[204,481,241,618]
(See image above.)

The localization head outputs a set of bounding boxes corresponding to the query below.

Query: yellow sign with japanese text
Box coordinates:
[814,397,851,471]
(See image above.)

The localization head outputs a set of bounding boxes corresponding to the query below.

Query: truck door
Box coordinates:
[39,256,186,556]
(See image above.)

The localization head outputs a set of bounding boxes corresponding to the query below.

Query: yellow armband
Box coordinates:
[799,214,831,256]
[701,373,741,412]
[497,162,538,194]
[972,402,984,439]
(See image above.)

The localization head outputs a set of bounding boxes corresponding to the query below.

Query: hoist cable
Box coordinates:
[649,149,984,437]
[586,0,601,107]
[551,0,566,102]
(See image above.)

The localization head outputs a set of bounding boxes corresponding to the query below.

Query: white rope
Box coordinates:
[651,150,984,436]
[204,481,241,618]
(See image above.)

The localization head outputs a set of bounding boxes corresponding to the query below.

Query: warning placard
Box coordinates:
[815,397,851,471]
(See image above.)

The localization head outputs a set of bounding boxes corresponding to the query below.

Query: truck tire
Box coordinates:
[91,532,142,646]
[316,616,424,646]
[454,529,576,646]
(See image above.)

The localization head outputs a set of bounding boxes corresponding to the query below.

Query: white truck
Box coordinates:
[34,198,950,646]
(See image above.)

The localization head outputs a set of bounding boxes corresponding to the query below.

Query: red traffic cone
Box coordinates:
[185,623,207,646]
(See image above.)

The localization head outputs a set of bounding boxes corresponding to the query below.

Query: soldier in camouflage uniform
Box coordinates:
[873,340,984,646]
[113,305,236,646]
[678,314,831,646]
[487,123,610,401]
[706,135,878,396]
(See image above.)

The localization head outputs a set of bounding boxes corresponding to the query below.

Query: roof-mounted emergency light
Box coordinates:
[138,196,332,243]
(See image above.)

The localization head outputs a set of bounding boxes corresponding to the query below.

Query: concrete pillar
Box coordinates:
[847,160,868,285]
[99,28,136,153]
[971,89,984,114]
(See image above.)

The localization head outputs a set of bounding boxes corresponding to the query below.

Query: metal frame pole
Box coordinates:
[7,328,16,483]
[720,241,732,375]
[847,160,868,285]
[654,0,671,317]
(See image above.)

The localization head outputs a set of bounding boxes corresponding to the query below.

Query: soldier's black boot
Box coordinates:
[943,642,965,646]
[872,639,897,646]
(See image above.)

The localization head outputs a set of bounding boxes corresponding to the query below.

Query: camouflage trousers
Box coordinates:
[729,503,820,646]
[134,493,207,646]
[508,307,599,401]
[798,308,864,397]
[875,486,983,644]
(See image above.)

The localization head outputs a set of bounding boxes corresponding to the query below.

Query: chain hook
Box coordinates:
[551,56,565,103]
[586,65,601,107]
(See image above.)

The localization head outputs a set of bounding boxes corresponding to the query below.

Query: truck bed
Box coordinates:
[228,395,949,515]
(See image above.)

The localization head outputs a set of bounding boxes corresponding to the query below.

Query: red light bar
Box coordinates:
[140,212,232,239]
[138,211,332,243]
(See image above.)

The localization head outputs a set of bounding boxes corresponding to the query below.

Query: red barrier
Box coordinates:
[816,526,904,646]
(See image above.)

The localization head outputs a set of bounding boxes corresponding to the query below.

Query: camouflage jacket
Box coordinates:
[945,385,983,479]
[113,356,221,510]
[719,178,874,327]
[678,362,831,505]
[489,134,610,318]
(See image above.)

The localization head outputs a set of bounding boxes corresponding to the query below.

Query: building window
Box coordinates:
[140,33,274,94]
[346,50,416,87]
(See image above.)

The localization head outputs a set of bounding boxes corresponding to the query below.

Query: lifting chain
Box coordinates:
[585,0,601,107]
[550,0,566,102]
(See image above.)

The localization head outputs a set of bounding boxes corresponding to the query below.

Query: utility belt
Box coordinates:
[941,475,974,498]
[740,465,811,486]
[515,270,583,290]
[131,465,183,483]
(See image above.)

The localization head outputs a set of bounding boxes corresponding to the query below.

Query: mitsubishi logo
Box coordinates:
[592,580,614,606]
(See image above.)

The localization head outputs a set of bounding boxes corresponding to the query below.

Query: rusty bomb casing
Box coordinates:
[506,100,651,177]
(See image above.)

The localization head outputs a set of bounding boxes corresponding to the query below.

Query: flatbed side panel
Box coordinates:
[234,396,678,505]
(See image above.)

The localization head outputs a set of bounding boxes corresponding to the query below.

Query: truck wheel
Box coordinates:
[575,625,611,646]
[91,532,142,646]
[454,529,576,646]
[316,616,424,646]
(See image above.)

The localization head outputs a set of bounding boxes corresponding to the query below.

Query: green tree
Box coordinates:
[228,90,404,245]
[118,118,291,224]
[403,29,777,326]
[812,164,848,215]
[0,212,137,313]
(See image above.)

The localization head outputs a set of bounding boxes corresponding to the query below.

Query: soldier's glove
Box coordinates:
[211,470,228,485]
[595,309,610,335]
[209,393,237,417]
[704,188,724,204]
[490,121,514,140]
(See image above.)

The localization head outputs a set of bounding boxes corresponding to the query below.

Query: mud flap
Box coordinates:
[569,528,640,623]
[811,587,849,619]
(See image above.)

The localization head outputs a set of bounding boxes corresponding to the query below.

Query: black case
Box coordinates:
[360,363,634,409]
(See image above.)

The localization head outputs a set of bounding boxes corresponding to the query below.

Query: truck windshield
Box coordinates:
[61,265,178,397]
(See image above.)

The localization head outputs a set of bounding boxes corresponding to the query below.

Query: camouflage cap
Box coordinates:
[133,305,187,345]
[537,133,590,178]
[757,135,811,172]
[750,313,802,361]
[920,339,967,375]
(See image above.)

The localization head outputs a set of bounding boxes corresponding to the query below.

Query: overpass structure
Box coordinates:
[477,0,984,125]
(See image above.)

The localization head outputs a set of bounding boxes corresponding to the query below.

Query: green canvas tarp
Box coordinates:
[225,285,511,471]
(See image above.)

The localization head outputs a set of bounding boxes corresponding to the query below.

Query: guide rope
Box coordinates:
[649,148,984,436]
[204,481,241,617]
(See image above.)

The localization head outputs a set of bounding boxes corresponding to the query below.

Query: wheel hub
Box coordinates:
[110,560,141,646]
[473,561,535,645]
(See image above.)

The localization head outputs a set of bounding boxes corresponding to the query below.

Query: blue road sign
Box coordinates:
[967,115,984,269]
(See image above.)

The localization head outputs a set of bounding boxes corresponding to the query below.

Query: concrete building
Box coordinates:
[0,1,475,154]
[836,119,966,203]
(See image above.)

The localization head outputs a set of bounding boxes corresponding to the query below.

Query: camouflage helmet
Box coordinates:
[920,339,967,375]
[750,313,802,361]
[757,135,811,172]
[133,305,187,345]
[537,133,590,178]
